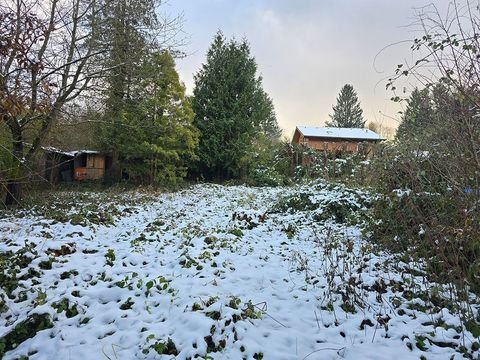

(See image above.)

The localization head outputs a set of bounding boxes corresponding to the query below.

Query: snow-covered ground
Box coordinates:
[0,183,478,359]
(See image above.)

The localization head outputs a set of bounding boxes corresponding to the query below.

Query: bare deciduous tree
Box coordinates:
[0,0,107,204]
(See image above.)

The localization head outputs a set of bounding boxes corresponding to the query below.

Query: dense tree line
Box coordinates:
[0,1,280,204]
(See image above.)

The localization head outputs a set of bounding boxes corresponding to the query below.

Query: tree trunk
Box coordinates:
[4,118,24,206]
[108,150,122,182]
[5,181,21,206]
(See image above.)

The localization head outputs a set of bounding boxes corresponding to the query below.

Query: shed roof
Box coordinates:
[296,126,384,141]
[43,146,103,157]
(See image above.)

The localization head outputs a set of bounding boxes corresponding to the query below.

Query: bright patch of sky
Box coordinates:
[165,0,449,137]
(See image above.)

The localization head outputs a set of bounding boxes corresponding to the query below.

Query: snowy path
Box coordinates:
[0,184,478,359]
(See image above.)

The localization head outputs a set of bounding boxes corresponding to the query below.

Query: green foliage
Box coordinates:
[97,0,161,129]
[248,166,285,186]
[326,84,366,128]
[229,229,244,237]
[466,319,480,338]
[192,31,280,180]
[79,317,90,325]
[297,149,372,185]
[105,249,116,266]
[0,313,53,357]
[274,192,316,212]
[60,270,79,280]
[395,88,434,142]
[97,0,194,186]
[38,258,54,270]
[415,335,428,351]
[273,181,373,225]
[144,337,178,356]
[120,297,134,310]
[244,138,296,186]
[27,189,142,225]
[96,0,160,93]
[241,300,262,320]
[0,242,38,299]
[228,297,241,310]
[257,139,374,186]
[52,298,79,318]
[102,51,199,185]
[70,208,114,226]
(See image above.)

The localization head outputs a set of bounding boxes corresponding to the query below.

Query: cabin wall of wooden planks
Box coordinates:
[74,154,106,180]
[85,154,105,180]
[293,134,375,154]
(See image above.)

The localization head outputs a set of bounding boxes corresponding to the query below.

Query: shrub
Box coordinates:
[293,147,373,185]
[373,1,480,301]
[368,91,480,296]
[273,181,374,226]
[248,166,287,187]
[244,140,297,186]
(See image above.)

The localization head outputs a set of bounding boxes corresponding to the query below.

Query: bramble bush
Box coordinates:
[246,138,374,187]
[369,135,480,296]
[368,1,480,309]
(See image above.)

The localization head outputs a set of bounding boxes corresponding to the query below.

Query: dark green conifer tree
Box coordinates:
[326,84,366,128]
[111,51,198,185]
[192,32,280,180]
[396,88,434,142]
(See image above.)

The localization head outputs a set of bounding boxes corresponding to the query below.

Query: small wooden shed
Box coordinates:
[44,147,111,182]
[292,126,384,156]
[73,151,107,180]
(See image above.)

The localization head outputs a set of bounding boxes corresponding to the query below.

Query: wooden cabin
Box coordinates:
[292,126,384,157]
[44,147,111,183]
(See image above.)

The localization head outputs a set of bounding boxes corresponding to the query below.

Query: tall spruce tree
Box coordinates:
[326,84,366,128]
[192,32,280,180]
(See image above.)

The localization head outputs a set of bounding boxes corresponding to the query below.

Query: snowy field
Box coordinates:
[0,183,479,359]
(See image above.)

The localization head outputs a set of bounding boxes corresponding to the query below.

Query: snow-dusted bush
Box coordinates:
[273,180,374,226]
[293,147,373,185]
[369,129,480,298]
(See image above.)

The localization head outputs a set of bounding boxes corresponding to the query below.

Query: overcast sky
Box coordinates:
[166,0,449,137]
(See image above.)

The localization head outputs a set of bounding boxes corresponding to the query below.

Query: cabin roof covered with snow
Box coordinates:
[295,126,384,141]
[42,146,103,157]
